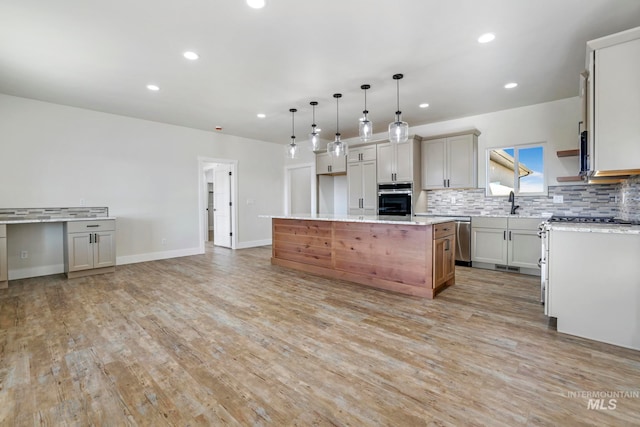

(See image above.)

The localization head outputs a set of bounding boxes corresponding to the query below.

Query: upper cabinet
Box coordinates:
[421,129,480,189]
[316,152,347,175]
[376,136,421,184]
[586,26,640,176]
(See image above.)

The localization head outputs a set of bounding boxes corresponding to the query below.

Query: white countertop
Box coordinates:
[0,216,116,225]
[264,213,454,226]
[415,212,550,219]
[547,222,640,235]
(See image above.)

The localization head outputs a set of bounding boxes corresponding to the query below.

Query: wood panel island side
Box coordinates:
[269,215,456,298]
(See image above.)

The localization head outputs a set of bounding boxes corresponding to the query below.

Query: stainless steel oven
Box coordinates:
[378,183,412,216]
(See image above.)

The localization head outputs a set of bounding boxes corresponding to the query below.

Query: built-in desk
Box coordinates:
[0,207,116,289]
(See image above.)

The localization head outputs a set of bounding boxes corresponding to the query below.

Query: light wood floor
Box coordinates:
[1,245,639,426]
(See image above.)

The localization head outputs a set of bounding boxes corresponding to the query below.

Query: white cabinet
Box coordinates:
[0,225,7,288]
[64,220,116,278]
[348,146,377,215]
[471,217,541,275]
[421,130,479,189]
[376,137,421,183]
[586,27,640,175]
[316,152,347,175]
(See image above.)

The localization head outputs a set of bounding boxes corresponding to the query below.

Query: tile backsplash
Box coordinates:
[424,178,640,220]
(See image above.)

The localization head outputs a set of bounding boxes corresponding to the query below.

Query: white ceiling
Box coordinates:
[1,0,640,145]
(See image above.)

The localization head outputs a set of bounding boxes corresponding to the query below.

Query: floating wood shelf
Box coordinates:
[556,175,584,182]
[557,149,580,157]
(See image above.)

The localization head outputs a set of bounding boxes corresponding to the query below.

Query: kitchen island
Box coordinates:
[269,214,456,298]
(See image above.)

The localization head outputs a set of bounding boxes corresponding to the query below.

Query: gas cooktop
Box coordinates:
[548,215,639,225]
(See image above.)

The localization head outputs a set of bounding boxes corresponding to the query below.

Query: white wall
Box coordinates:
[0,94,284,278]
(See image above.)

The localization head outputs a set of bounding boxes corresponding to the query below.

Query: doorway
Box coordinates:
[199,157,238,252]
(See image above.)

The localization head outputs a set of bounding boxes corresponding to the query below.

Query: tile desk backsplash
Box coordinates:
[425,178,640,220]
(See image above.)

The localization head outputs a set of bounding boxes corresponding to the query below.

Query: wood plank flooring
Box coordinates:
[1,245,639,426]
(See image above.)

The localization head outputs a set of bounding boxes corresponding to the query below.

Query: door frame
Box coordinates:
[284,162,316,215]
[198,156,238,252]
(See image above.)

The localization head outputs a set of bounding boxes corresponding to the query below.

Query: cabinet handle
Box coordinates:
[447,179,450,187]
[89,233,93,244]
[86,224,99,228]
[443,179,447,187]
[509,231,512,241]
[503,230,507,240]
[94,233,98,243]
[445,239,450,251]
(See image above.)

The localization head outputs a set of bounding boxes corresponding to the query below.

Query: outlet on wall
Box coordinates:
[553,195,564,204]
[20,250,28,259]
[451,197,456,204]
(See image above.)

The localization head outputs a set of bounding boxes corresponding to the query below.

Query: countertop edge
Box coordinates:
[0,216,117,225]
[262,214,454,226]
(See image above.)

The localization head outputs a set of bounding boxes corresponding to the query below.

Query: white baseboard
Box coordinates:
[116,247,202,265]
[236,239,272,249]
[9,264,64,280]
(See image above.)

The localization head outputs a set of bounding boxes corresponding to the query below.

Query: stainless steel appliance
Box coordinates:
[378,183,412,216]
[453,217,471,266]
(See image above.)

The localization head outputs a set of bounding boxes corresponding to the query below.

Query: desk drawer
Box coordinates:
[433,222,455,239]
[66,220,115,233]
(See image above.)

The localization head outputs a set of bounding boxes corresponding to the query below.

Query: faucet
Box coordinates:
[508,191,520,215]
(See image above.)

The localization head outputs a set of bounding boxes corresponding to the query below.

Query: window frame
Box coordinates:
[485,142,547,197]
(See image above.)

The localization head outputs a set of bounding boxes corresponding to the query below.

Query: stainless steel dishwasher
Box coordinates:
[453,217,471,266]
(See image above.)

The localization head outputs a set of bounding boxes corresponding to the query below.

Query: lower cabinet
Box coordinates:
[433,222,456,290]
[0,224,7,288]
[64,220,116,278]
[471,217,542,276]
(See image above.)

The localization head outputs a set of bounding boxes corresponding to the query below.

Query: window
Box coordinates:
[486,143,545,196]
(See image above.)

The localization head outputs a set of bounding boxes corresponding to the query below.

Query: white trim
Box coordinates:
[284,162,316,215]
[117,247,201,265]
[9,264,64,280]
[197,156,238,252]
[236,239,272,249]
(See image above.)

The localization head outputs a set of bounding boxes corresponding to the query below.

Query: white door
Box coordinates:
[213,164,232,248]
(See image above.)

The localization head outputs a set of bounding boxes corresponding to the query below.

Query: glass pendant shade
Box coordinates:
[308,101,320,151]
[327,93,348,157]
[388,74,409,143]
[359,84,373,141]
[285,108,298,159]
[389,113,409,144]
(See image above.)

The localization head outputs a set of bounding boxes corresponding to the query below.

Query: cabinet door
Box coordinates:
[447,134,477,188]
[595,38,640,172]
[0,237,7,282]
[376,143,395,182]
[347,162,363,211]
[471,227,508,265]
[507,229,540,269]
[347,148,361,163]
[68,232,94,272]
[331,154,347,174]
[94,231,116,269]
[360,145,377,162]
[362,160,378,212]
[394,142,414,182]
[316,152,331,174]
[433,236,455,289]
[422,138,446,189]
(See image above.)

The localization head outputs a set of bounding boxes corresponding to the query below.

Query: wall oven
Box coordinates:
[378,183,412,216]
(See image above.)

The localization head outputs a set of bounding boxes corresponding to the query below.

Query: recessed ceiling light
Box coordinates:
[419,103,430,108]
[246,0,265,9]
[504,82,518,89]
[183,51,199,60]
[257,113,266,118]
[146,84,160,91]
[478,33,495,44]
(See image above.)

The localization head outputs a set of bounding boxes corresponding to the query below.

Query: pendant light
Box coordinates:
[388,73,409,143]
[286,108,298,159]
[359,84,373,141]
[327,93,347,157]
[309,101,320,151]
